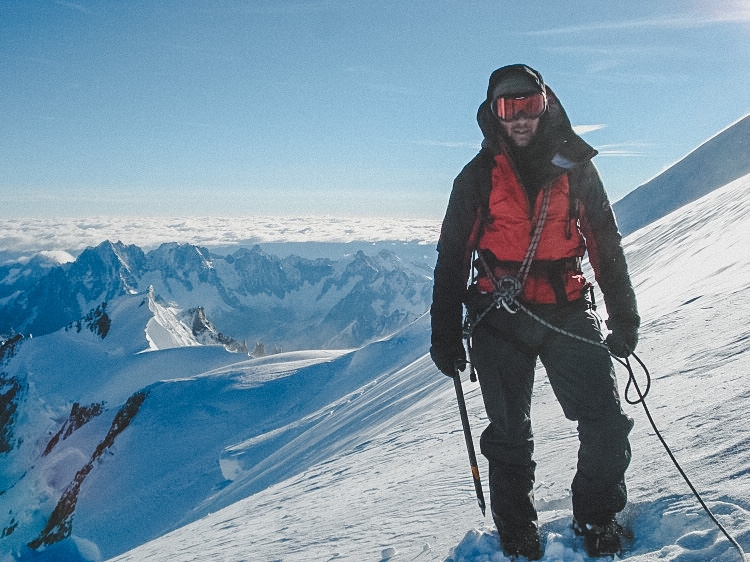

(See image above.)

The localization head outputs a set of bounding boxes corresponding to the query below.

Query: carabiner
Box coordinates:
[501,297,520,314]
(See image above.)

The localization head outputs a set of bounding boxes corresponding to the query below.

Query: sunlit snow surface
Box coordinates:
[2,174,749,562]
[110,175,750,561]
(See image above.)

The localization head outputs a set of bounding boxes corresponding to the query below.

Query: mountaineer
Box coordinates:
[430,64,639,559]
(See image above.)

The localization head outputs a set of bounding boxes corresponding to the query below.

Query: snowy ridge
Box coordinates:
[613,113,750,236]
[144,287,201,350]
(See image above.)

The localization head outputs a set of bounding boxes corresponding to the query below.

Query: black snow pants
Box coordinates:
[468,297,633,533]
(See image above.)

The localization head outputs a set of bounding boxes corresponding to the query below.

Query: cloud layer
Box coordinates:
[0,216,442,255]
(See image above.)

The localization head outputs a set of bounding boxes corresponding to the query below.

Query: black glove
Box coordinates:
[606,318,639,358]
[430,345,466,377]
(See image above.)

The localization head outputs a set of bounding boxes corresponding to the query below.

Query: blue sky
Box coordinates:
[2,0,749,219]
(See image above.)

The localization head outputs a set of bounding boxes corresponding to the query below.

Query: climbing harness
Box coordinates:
[466,184,553,328]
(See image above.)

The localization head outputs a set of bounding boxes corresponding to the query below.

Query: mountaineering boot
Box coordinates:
[573,518,626,557]
[498,522,543,560]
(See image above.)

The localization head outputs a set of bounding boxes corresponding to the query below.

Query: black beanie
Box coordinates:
[488,64,545,101]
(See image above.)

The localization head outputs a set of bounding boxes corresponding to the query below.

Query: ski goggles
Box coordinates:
[493,92,547,121]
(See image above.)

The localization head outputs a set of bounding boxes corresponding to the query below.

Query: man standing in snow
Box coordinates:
[430,64,639,559]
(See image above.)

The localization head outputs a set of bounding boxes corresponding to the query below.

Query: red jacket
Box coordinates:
[476,153,588,303]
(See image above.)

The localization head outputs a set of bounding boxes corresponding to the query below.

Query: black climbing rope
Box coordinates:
[614,353,747,561]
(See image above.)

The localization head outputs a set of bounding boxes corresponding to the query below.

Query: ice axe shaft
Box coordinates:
[453,367,486,516]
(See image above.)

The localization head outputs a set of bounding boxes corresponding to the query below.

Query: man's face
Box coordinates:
[500,115,540,148]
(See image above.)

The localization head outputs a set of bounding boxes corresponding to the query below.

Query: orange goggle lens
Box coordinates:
[494,93,546,121]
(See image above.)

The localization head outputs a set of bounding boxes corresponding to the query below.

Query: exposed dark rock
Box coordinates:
[28,391,148,550]
[43,402,106,456]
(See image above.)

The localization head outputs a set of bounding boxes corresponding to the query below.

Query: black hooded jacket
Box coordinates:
[430,70,639,362]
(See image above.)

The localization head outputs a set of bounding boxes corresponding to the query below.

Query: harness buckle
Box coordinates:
[493,275,522,314]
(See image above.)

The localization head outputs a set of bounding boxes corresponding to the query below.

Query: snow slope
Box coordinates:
[3,173,750,561]
[108,173,750,562]
[613,113,750,236]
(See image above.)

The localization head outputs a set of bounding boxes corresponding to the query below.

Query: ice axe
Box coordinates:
[452,361,486,516]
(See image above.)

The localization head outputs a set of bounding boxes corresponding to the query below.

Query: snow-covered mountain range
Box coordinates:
[0,243,433,351]
[2,119,749,562]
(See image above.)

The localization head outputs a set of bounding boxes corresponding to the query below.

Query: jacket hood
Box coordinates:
[478,67,597,168]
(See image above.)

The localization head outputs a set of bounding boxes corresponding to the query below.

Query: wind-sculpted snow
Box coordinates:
[0,281,441,559]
